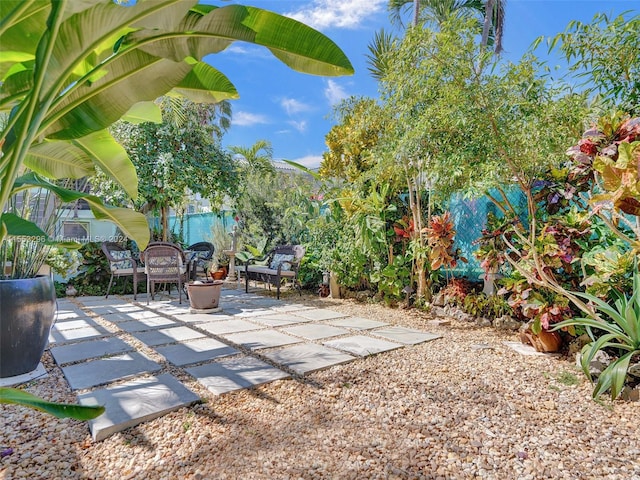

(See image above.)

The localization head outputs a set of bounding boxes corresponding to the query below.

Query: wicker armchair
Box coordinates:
[186,241,214,279]
[140,242,188,304]
[101,242,145,300]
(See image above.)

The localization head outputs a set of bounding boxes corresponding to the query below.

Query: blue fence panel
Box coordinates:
[444,188,527,279]
[168,211,236,246]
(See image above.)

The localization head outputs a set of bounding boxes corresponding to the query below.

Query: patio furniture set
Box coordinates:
[102,242,305,302]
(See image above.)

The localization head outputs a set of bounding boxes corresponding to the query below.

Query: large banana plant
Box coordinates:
[0,0,353,254]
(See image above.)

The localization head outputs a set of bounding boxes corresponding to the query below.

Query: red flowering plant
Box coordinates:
[422,211,467,271]
[439,277,474,306]
[473,212,515,276]
[498,272,573,335]
[393,215,415,241]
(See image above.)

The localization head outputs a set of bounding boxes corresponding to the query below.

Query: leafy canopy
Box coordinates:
[0,0,354,254]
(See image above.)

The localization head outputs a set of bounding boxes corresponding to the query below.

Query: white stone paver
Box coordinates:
[187,356,289,395]
[155,338,239,366]
[327,317,389,330]
[51,318,102,331]
[89,305,144,315]
[50,337,133,365]
[294,308,349,321]
[371,326,442,345]
[131,326,206,347]
[78,374,199,441]
[61,352,161,390]
[249,312,311,327]
[49,291,446,441]
[282,323,349,340]
[48,325,112,345]
[198,319,262,335]
[262,344,355,375]
[54,309,87,320]
[116,317,178,333]
[324,335,403,357]
[221,329,302,350]
[173,312,231,324]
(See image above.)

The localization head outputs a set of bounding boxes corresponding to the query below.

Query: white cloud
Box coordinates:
[290,154,323,169]
[233,111,269,127]
[324,79,349,106]
[285,0,387,30]
[288,120,308,133]
[280,97,312,116]
[220,44,273,60]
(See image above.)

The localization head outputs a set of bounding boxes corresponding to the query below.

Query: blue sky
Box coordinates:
[209,0,638,168]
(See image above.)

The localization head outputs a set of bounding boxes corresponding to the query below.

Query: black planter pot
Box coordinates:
[0,276,56,378]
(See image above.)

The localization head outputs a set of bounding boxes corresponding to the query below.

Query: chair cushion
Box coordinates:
[270,253,295,271]
[246,266,295,277]
[145,255,186,275]
[109,250,133,271]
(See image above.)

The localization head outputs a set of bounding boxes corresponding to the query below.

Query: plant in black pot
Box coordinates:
[0,1,352,384]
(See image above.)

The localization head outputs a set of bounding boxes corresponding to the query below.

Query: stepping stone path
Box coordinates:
[47,290,442,441]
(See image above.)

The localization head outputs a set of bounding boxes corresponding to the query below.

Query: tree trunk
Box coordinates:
[412,0,420,27]
[407,173,429,300]
[481,0,495,48]
[161,204,168,242]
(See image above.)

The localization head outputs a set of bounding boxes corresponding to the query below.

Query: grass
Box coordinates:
[544,369,582,391]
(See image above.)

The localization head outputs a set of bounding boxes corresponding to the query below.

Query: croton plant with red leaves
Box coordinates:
[566,113,640,218]
[422,212,467,271]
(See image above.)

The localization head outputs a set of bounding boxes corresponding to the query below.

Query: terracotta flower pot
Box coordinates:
[519,326,563,353]
[211,266,228,280]
[187,280,223,310]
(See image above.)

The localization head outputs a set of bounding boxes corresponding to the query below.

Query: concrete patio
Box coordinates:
[46,287,442,441]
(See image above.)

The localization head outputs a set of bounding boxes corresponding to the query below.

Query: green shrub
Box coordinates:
[553,268,640,400]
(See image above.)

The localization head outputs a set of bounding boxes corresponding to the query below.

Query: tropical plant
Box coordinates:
[549,12,640,115]
[370,253,411,303]
[0,387,104,420]
[229,139,276,178]
[209,221,231,270]
[439,277,474,305]
[552,269,640,400]
[0,0,353,276]
[105,97,239,240]
[423,211,464,271]
[473,211,512,274]
[462,292,512,319]
[388,0,504,50]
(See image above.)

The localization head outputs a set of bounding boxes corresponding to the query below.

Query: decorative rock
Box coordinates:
[493,315,520,331]
[620,386,640,402]
[628,362,640,378]
[432,293,445,307]
[475,317,492,327]
[427,319,451,327]
[568,334,591,356]
[576,350,611,377]
[3,290,639,480]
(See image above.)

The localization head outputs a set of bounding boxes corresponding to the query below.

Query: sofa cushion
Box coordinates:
[270,253,295,271]
[109,250,133,271]
[246,265,295,277]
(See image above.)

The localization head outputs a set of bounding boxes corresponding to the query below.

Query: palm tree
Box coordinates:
[481,0,505,53]
[387,0,505,53]
[365,29,397,81]
[229,140,275,176]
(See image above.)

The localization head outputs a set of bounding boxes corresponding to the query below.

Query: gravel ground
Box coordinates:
[2,291,639,480]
